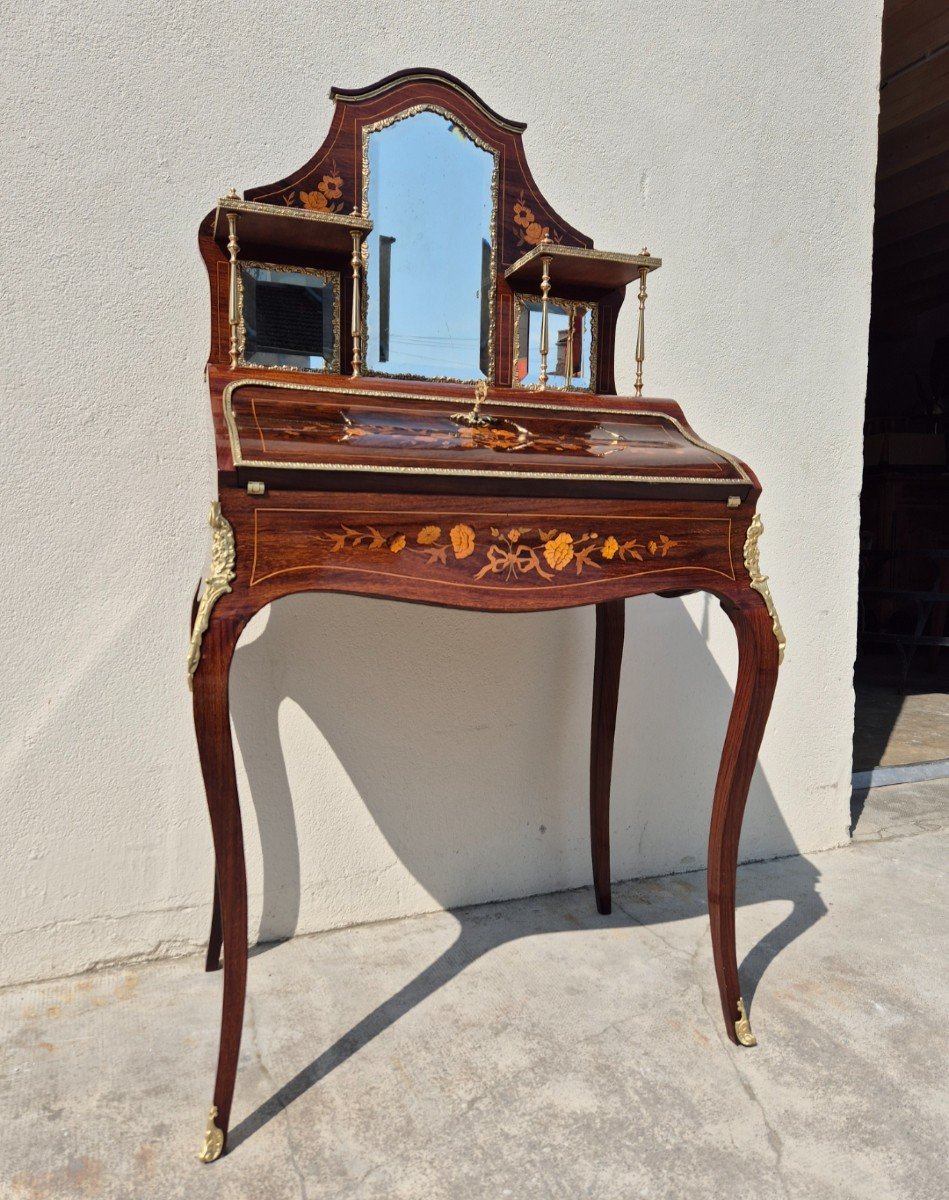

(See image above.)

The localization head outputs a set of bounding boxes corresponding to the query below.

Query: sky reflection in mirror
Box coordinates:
[365,110,494,381]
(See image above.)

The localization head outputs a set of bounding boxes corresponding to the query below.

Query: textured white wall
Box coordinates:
[0,1,881,986]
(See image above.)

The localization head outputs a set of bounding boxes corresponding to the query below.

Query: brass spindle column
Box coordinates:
[634,248,648,397]
[226,205,241,370]
[538,250,552,390]
[565,306,575,390]
[350,229,365,377]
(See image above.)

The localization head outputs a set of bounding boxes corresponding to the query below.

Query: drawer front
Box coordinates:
[248,504,738,595]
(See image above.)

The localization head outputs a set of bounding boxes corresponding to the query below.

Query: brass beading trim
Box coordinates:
[212,196,372,242]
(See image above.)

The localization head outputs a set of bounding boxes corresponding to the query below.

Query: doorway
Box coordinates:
[855,1,949,788]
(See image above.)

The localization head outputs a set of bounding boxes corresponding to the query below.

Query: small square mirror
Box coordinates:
[514,296,596,390]
[239,264,339,372]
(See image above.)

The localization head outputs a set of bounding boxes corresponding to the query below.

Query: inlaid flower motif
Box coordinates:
[314,522,684,584]
[649,534,679,557]
[318,173,343,200]
[513,201,534,228]
[543,532,574,571]
[512,191,562,248]
[450,524,476,559]
[300,189,329,211]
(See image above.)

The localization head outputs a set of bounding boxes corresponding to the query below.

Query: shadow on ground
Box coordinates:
[220,591,823,1150]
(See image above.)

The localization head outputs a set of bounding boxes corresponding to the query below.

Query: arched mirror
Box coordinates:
[362,109,496,382]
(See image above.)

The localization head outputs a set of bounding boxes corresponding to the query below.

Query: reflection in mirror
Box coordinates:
[240,264,339,372]
[364,109,495,381]
[515,297,596,390]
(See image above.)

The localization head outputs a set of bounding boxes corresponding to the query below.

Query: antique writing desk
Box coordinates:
[187,69,784,1162]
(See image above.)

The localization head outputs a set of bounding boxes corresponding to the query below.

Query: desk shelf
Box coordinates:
[505,243,661,295]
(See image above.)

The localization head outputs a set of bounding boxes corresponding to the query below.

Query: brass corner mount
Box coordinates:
[186,502,237,689]
[742,512,786,664]
[198,1105,224,1163]
[734,997,757,1047]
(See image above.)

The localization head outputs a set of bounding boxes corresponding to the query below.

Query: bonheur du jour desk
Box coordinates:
[186,68,784,1162]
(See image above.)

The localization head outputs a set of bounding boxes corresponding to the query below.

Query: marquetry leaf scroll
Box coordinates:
[313,521,681,583]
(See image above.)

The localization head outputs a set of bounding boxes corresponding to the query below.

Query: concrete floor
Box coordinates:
[3,780,948,1200]
[853,684,949,769]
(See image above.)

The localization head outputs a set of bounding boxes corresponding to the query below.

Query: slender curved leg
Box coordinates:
[205,871,223,972]
[708,598,779,1046]
[192,577,225,976]
[193,614,247,1160]
[590,599,625,915]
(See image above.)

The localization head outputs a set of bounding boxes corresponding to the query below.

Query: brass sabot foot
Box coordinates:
[734,997,758,1047]
[198,1105,225,1163]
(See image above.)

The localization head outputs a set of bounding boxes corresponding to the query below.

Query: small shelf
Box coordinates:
[213,196,372,257]
[505,244,661,294]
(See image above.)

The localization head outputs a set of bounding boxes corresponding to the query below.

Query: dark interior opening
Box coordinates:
[855,1,949,781]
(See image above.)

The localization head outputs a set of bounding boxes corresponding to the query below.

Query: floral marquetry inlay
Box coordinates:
[249,509,738,590]
[512,191,561,249]
[307,521,682,584]
[283,162,347,213]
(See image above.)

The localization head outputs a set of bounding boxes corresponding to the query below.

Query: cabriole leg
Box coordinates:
[708,598,779,1046]
[205,871,222,972]
[590,599,625,915]
[193,615,247,1161]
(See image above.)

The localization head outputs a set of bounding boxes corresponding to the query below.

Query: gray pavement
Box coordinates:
[2,779,947,1199]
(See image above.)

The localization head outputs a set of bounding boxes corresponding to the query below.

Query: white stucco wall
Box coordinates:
[0,1,881,987]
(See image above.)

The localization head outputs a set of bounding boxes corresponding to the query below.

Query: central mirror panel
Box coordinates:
[364,109,496,382]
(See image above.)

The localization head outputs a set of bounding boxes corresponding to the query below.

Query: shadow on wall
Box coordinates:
[220,590,825,1148]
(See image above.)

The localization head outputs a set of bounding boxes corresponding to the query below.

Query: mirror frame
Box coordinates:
[359,104,499,385]
[237,261,341,375]
[511,292,598,392]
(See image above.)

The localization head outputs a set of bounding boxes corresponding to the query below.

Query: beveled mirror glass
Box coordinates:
[515,297,596,390]
[363,109,496,381]
[239,264,339,372]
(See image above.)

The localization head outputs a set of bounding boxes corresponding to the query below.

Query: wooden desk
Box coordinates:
[186,69,784,1162]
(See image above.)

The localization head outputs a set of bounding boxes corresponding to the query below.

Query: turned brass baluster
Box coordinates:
[351,227,366,378]
[565,304,575,390]
[634,248,648,397]
[537,247,552,390]
[225,194,240,370]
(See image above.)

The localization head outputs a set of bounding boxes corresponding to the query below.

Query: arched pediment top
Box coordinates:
[330,68,527,134]
[244,68,592,263]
